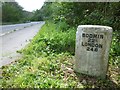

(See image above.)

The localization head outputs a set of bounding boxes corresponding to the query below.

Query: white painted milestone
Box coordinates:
[74,25,113,78]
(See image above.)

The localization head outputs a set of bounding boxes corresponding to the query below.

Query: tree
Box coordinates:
[32,2,120,32]
[2,2,23,22]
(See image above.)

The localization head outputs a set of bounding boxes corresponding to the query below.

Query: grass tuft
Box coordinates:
[1,21,120,88]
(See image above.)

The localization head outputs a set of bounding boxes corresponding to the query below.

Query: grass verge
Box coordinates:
[1,21,120,88]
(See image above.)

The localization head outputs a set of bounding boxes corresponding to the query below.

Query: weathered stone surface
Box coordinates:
[74,25,113,78]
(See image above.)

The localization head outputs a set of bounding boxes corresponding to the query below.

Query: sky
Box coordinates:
[15,0,45,12]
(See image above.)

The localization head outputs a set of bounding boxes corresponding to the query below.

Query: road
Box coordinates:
[0,21,45,68]
[0,22,41,36]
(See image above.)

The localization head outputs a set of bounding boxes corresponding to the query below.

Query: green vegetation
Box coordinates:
[21,21,75,56]
[34,2,120,31]
[1,2,120,88]
[2,2,33,24]
[1,22,120,88]
[109,32,120,67]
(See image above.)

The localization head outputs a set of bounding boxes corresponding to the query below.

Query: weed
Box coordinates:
[1,21,120,88]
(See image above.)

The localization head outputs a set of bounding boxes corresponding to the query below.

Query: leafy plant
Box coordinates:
[21,21,76,57]
[109,32,120,67]
[1,21,120,88]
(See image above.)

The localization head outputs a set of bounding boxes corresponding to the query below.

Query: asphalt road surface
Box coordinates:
[0,22,41,36]
[0,21,45,68]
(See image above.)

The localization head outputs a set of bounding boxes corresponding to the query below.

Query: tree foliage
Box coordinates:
[34,2,120,32]
[2,2,23,22]
[2,2,33,23]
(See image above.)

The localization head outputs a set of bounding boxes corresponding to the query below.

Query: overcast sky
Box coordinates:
[15,0,45,12]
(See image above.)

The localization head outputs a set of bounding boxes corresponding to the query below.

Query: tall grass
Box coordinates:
[21,21,76,57]
[1,21,120,88]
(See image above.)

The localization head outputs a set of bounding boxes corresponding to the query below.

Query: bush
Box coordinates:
[22,21,76,57]
[2,21,120,88]
[109,32,120,67]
